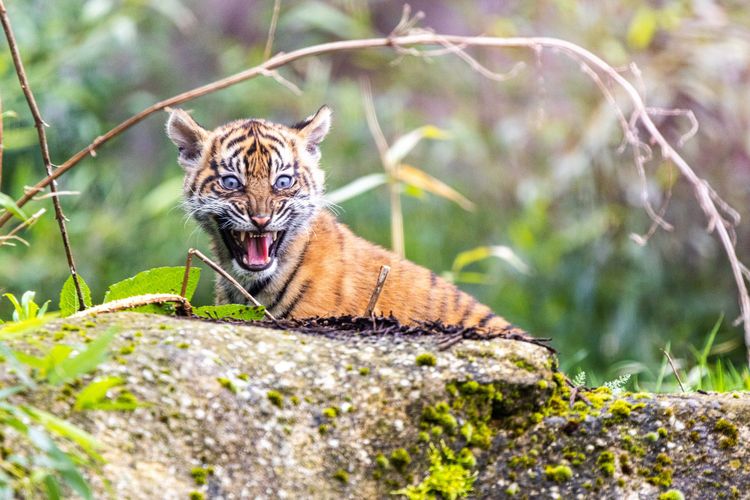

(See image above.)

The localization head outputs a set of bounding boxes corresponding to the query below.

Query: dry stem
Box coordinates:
[364,265,391,317]
[0,25,744,361]
[0,0,85,310]
[70,293,192,318]
[182,248,277,322]
[661,347,687,393]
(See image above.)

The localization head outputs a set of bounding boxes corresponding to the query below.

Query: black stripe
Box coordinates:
[224,135,245,151]
[452,289,463,315]
[478,312,496,327]
[267,239,311,310]
[248,277,271,297]
[277,279,311,318]
[459,297,477,324]
[247,141,257,156]
[197,174,217,193]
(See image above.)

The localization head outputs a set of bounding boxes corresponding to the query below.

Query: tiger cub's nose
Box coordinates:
[251,214,271,229]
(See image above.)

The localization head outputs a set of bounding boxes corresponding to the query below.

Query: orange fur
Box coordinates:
[166,107,513,332]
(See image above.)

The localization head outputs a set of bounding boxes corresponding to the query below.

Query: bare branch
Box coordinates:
[0,208,45,247]
[0,0,85,309]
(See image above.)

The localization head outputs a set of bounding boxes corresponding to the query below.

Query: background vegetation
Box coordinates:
[2,0,750,389]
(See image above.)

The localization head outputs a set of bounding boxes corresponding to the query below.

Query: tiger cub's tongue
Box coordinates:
[246,234,273,267]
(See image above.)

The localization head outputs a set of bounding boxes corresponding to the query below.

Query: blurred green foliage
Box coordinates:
[1,0,750,382]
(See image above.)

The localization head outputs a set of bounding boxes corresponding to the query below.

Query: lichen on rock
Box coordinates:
[0,312,748,499]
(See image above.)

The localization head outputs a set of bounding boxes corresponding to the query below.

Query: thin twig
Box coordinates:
[184,248,277,322]
[0,0,86,310]
[70,293,192,318]
[263,0,281,61]
[31,190,80,201]
[364,265,391,317]
[0,30,746,362]
[0,208,45,246]
[660,347,687,393]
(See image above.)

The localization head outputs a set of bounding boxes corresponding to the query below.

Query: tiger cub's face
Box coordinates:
[166,106,331,280]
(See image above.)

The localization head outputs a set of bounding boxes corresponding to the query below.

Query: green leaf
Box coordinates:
[59,275,92,317]
[103,267,201,305]
[43,474,62,500]
[0,193,28,222]
[23,406,103,462]
[3,293,22,321]
[325,173,387,205]
[194,304,265,321]
[385,125,449,167]
[451,245,531,275]
[396,164,475,211]
[0,316,54,339]
[627,6,658,50]
[74,376,124,411]
[47,327,118,385]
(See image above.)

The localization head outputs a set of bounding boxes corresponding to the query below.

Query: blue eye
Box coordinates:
[220,175,242,190]
[274,175,293,190]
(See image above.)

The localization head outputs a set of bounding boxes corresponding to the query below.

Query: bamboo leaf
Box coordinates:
[396,164,476,211]
[452,245,531,275]
[385,125,449,167]
[325,173,387,204]
[0,193,28,221]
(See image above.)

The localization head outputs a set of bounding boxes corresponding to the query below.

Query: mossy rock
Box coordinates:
[1,313,749,499]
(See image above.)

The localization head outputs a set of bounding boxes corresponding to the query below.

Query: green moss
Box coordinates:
[418,431,430,443]
[61,323,81,331]
[266,390,283,408]
[358,367,370,376]
[119,344,135,355]
[390,448,412,472]
[459,422,492,449]
[375,453,390,470]
[562,450,585,467]
[416,353,437,367]
[544,464,573,483]
[392,442,476,499]
[505,483,520,496]
[657,427,668,438]
[508,454,536,468]
[421,401,458,434]
[333,469,349,483]
[715,418,738,448]
[318,424,331,435]
[645,452,673,487]
[189,492,205,500]
[658,490,685,500]
[322,407,339,419]
[537,380,549,390]
[217,377,236,393]
[512,357,536,371]
[237,373,249,381]
[608,399,632,420]
[596,451,615,477]
[177,342,190,349]
[290,395,300,406]
[644,431,659,442]
[190,467,211,486]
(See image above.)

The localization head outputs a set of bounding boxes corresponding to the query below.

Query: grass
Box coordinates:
[573,316,750,393]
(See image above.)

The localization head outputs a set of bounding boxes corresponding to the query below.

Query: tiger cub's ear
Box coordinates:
[293,105,332,159]
[166,109,208,170]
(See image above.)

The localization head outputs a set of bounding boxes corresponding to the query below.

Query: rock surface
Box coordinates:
[3,313,749,499]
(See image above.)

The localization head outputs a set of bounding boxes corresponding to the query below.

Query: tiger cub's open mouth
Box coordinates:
[219,227,286,272]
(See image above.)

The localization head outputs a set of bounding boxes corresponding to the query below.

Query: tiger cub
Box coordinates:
[166,106,513,332]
